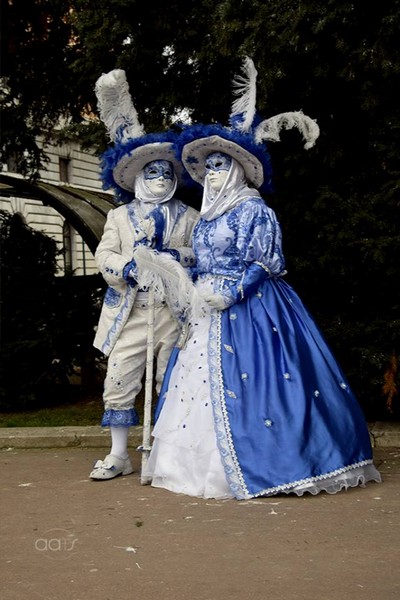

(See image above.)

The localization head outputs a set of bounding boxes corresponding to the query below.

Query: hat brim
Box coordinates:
[113,142,184,192]
[182,135,264,188]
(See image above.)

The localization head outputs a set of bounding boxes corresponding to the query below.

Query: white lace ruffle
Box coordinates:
[275,463,382,497]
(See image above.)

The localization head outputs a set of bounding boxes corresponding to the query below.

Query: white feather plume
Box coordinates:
[95,69,145,143]
[133,246,208,319]
[230,56,258,132]
[254,110,320,149]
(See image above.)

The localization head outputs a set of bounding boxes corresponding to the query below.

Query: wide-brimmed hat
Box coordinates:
[181,130,266,189]
[112,141,183,192]
[100,134,185,198]
[95,69,183,200]
[178,57,320,192]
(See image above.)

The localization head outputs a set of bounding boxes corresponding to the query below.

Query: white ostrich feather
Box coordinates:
[133,246,208,319]
[95,69,145,143]
[254,110,320,149]
[230,56,258,132]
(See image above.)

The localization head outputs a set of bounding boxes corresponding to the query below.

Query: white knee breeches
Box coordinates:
[103,302,180,411]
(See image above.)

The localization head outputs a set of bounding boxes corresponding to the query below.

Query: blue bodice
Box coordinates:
[193,197,286,279]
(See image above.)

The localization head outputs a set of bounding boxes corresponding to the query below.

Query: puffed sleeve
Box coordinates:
[223,199,286,304]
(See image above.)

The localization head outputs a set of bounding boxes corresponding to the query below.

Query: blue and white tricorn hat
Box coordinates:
[181,57,320,193]
[95,69,184,199]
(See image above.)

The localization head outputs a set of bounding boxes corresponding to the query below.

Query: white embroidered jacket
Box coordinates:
[93,198,199,356]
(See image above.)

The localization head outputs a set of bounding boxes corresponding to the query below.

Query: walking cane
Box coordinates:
[139,285,155,485]
[132,246,207,484]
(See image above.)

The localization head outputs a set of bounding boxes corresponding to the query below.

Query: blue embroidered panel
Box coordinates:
[101,408,140,427]
[104,287,122,308]
[193,198,285,279]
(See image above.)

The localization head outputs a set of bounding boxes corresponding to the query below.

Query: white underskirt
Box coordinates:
[144,280,233,499]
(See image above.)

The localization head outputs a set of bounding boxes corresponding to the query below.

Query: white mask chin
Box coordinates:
[145,177,174,197]
[134,170,178,205]
[206,169,229,192]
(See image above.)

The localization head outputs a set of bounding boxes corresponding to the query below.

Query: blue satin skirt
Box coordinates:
[156,277,378,499]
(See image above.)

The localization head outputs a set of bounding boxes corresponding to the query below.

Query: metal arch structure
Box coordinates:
[0,173,118,253]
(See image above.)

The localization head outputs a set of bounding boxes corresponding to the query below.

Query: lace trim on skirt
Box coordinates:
[253,462,382,498]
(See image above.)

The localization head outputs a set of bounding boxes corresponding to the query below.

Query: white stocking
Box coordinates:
[110,426,130,460]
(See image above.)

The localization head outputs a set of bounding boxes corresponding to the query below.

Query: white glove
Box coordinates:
[204,294,227,310]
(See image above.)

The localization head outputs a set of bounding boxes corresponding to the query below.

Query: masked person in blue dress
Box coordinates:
[144,58,381,499]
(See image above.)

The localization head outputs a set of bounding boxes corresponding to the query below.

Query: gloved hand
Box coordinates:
[161,248,181,261]
[226,263,272,303]
[123,259,137,287]
[204,294,227,310]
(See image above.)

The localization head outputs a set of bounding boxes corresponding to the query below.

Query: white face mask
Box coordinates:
[145,176,174,197]
[143,160,174,197]
[201,157,261,221]
[205,152,231,192]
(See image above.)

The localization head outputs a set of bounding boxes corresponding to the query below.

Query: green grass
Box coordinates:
[0,388,149,427]
[0,398,104,427]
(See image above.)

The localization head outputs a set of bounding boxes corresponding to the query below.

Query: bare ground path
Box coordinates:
[1,446,399,600]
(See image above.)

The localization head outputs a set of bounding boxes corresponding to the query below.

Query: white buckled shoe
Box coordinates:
[89,454,134,480]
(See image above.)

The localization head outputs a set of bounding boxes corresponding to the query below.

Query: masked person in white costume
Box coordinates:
[89,70,199,480]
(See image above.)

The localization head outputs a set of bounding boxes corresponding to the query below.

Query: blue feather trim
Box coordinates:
[173,121,274,194]
[99,118,275,200]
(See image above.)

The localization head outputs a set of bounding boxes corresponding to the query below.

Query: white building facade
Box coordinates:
[0,136,115,276]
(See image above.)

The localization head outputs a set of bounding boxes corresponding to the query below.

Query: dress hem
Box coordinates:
[247,460,382,499]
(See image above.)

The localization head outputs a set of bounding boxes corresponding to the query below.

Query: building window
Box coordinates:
[7,153,18,173]
[63,221,73,273]
[59,157,70,183]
